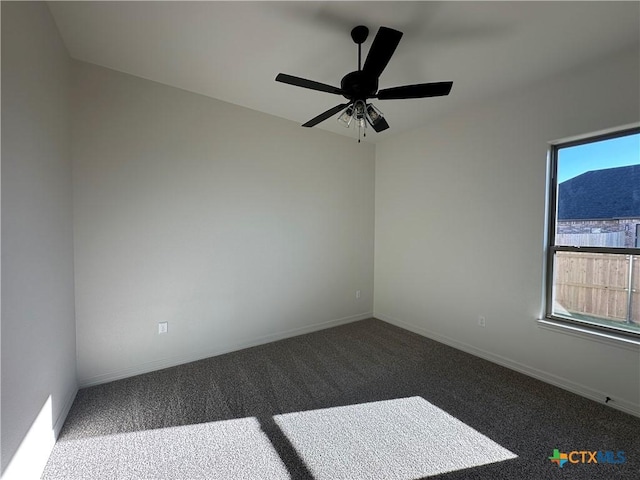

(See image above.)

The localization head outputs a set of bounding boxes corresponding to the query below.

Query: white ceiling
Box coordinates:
[48,1,640,142]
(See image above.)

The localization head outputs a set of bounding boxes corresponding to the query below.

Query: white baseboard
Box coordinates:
[375,313,640,418]
[53,387,78,438]
[1,385,77,480]
[79,312,373,388]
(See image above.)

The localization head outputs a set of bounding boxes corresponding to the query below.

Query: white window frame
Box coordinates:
[544,125,640,343]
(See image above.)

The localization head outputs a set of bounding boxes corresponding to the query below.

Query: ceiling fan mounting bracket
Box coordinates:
[350,25,369,45]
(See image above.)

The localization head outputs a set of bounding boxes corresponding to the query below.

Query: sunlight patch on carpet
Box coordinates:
[274,396,517,480]
[42,417,289,480]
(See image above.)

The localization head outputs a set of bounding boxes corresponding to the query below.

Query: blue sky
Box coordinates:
[557,132,640,183]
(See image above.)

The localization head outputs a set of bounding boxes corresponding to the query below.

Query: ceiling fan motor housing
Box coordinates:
[341,71,378,101]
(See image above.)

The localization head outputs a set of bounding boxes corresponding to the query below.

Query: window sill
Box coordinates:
[537,317,640,351]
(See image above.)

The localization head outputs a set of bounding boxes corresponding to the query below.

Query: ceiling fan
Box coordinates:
[275,25,453,140]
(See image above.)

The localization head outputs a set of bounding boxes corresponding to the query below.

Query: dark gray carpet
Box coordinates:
[42,318,639,479]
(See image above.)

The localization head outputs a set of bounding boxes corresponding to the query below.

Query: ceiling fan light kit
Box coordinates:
[336,101,385,143]
[337,106,354,128]
[276,25,453,142]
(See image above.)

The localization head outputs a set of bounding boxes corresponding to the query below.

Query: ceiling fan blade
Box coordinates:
[371,117,390,133]
[302,103,351,127]
[276,73,343,95]
[377,81,453,100]
[362,27,403,79]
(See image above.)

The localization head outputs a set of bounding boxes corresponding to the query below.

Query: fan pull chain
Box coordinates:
[363,116,367,141]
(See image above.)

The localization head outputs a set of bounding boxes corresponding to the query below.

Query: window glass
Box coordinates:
[548,130,640,337]
[551,252,640,333]
[555,133,640,248]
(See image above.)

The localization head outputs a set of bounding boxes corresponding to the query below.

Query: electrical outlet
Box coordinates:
[478,316,486,328]
[356,290,361,299]
[158,322,168,334]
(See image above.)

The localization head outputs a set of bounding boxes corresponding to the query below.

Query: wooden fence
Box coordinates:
[554,252,639,325]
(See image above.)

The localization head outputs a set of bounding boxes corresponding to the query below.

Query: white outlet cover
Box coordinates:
[158,322,168,334]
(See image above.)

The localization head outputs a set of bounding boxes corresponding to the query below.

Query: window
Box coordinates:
[546,127,640,340]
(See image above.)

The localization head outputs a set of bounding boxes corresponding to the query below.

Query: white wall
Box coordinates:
[1,2,77,478]
[71,62,375,385]
[374,47,640,416]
